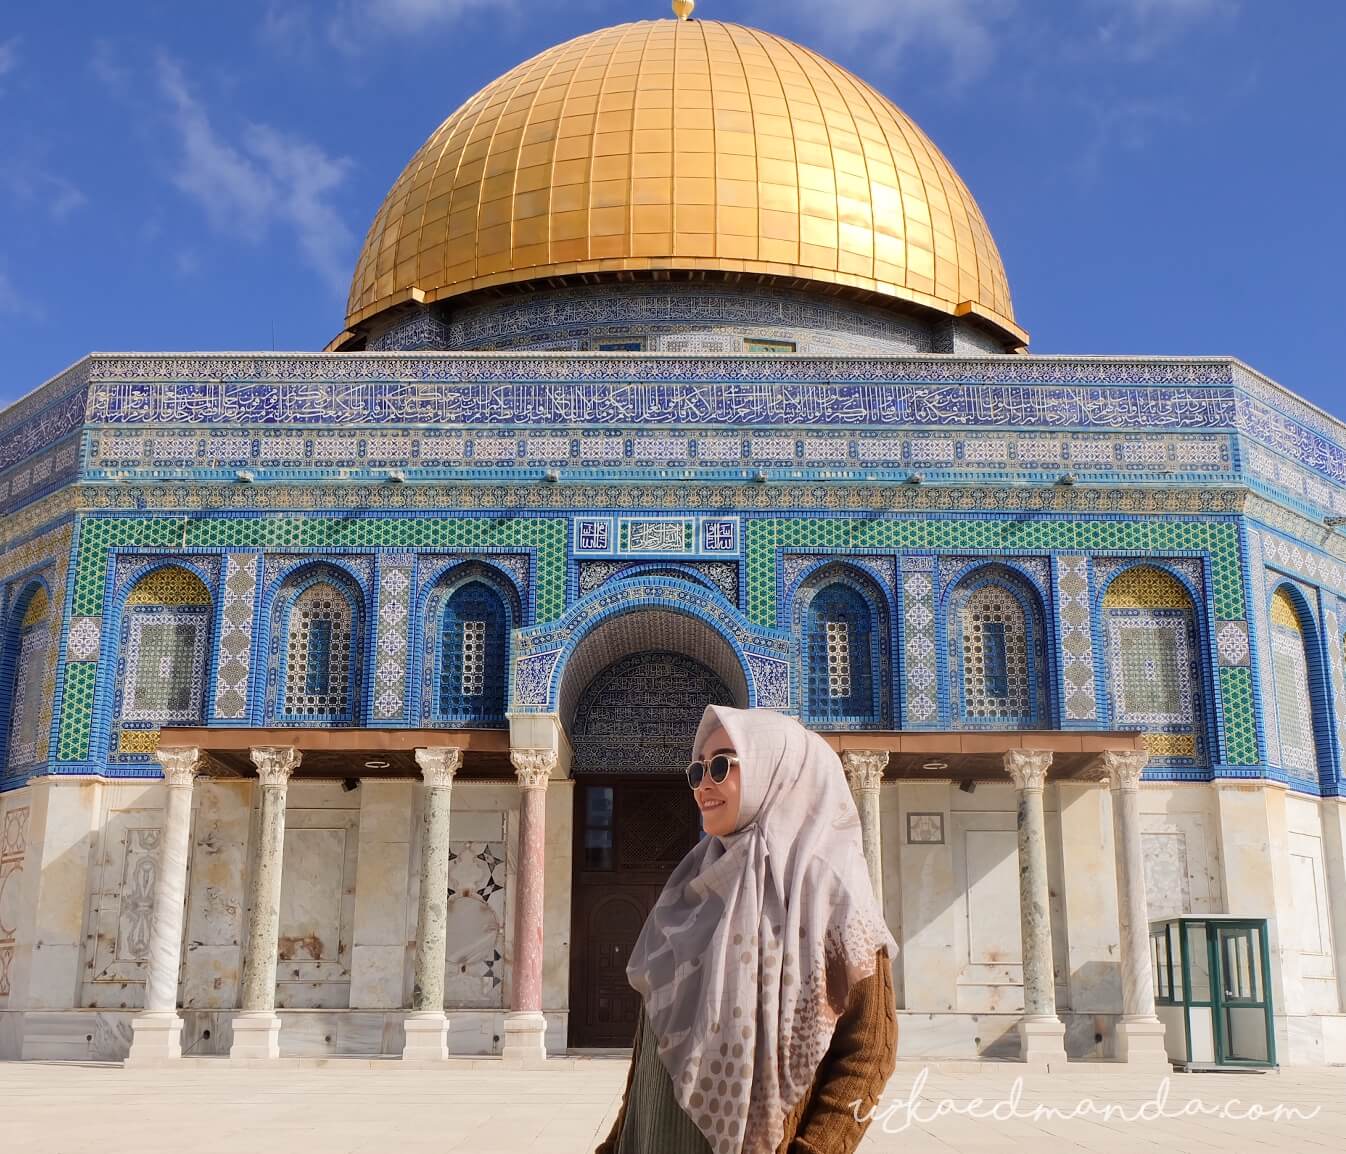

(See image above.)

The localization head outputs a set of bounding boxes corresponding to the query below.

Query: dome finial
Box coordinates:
[672,0,695,19]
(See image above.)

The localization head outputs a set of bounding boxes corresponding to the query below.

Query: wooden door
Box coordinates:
[569,778,701,1047]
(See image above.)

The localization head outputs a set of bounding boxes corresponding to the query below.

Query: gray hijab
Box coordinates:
[625,705,897,1154]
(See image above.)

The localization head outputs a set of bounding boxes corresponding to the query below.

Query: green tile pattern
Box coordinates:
[59,514,566,761]
[1219,666,1258,765]
[55,661,97,761]
[746,515,1255,766]
[746,518,1243,625]
[59,511,1256,768]
[72,515,567,619]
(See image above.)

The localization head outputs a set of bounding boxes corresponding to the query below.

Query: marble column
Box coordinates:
[126,747,201,1065]
[403,746,462,1060]
[502,748,555,1066]
[1105,750,1170,1067]
[841,750,887,908]
[230,746,300,1060]
[1004,749,1068,1069]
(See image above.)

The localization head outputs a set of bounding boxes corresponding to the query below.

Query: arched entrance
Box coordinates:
[566,638,739,1046]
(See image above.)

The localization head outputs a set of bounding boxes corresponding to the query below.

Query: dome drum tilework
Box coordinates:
[344,19,1023,349]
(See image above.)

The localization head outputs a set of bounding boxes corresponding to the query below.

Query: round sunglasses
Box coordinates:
[686,753,740,790]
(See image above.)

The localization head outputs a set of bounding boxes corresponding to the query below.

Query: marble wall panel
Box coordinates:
[1056,782,1122,1014]
[950,803,1023,1014]
[12,778,102,1019]
[349,780,414,1010]
[444,813,506,1009]
[877,783,903,1008]
[896,782,956,1012]
[1213,785,1303,1016]
[181,780,250,1010]
[1283,794,1338,1016]
[272,782,359,1010]
[0,787,30,1007]
[1139,786,1222,921]
[83,784,164,1007]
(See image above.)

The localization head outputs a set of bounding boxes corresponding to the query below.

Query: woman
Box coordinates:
[596,705,898,1154]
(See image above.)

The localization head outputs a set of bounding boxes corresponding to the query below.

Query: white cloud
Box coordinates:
[1093,0,1235,60]
[779,0,1231,84]
[0,264,41,320]
[0,37,18,79]
[90,38,133,91]
[0,266,19,312]
[355,0,512,30]
[156,57,355,291]
[4,168,86,220]
[1073,96,1187,182]
[247,125,355,290]
[264,0,514,54]
[776,0,1018,86]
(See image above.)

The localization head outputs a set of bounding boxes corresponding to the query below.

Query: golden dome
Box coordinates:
[344,18,1024,346]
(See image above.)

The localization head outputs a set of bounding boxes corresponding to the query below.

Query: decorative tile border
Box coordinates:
[907,813,945,844]
[1325,601,1346,773]
[80,426,1241,482]
[31,480,1251,523]
[65,617,101,663]
[212,553,259,721]
[1246,531,1279,767]
[575,560,738,603]
[1056,556,1097,721]
[901,567,938,725]
[63,360,1346,490]
[513,575,793,714]
[372,555,413,722]
[1216,620,1251,667]
[0,522,72,778]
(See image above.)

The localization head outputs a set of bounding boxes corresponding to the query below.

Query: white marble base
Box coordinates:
[402,1013,450,1061]
[229,1013,282,1060]
[0,1012,22,1061]
[1018,1016,1069,1070]
[125,1013,185,1065]
[1115,1018,1171,1068]
[500,1011,548,1066]
[1320,1013,1346,1064]
[19,1010,132,1060]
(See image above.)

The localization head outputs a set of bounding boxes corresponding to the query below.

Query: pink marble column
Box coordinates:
[502,748,555,1065]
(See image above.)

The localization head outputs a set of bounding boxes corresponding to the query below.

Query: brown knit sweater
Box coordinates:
[595,946,897,1154]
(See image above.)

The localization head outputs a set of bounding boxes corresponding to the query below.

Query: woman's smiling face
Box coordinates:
[692,722,742,837]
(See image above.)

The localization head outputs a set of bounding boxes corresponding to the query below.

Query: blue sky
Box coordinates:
[1,0,1343,418]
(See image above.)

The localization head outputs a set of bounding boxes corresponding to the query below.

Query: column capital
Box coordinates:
[156,746,202,787]
[511,748,557,790]
[415,746,462,788]
[1005,748,1053,791]
[841,749,888,791]
[249,745,301,787]
[1103,749,1150,791]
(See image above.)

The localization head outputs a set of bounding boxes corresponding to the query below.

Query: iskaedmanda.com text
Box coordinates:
[852,1069,1322,1133]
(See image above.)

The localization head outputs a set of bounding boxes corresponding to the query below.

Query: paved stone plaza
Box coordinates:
[3,1058,1343,1153]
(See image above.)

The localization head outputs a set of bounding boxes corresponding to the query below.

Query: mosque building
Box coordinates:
[1,6,1344,1070]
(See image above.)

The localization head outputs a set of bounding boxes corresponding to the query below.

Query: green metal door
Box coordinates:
[1210,921,1276,1067]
